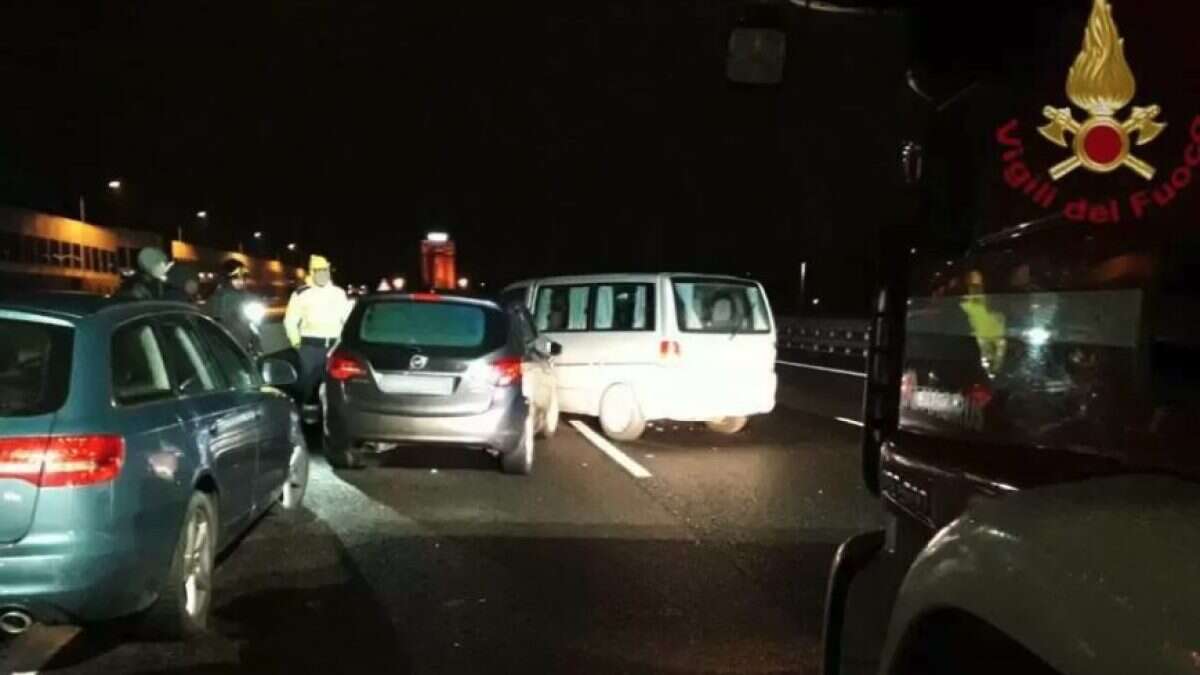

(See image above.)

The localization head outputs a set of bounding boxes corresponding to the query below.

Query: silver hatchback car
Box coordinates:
[321,294,560,474]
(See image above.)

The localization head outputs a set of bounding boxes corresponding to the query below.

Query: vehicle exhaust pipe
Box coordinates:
[0,609,33,635]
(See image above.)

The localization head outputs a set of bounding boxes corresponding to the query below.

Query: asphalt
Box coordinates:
[1,402,882,674]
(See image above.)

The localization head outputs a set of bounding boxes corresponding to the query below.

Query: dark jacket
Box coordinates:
[207,285,263,354]
[115,272,190,301]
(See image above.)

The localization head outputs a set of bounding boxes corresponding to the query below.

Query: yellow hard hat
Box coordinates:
[309,255,331,274]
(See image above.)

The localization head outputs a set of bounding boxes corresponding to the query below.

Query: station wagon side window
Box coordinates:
[592,284,655,331]
[111,322,173,405]
[157,318,224,396]
[193,317,259,390]
[534,285,591,332]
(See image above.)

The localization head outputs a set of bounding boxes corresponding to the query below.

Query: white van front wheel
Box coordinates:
[705,416,748,434]
[599,384,646,441]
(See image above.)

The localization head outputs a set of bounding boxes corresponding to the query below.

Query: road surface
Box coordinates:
[2,394,880,674]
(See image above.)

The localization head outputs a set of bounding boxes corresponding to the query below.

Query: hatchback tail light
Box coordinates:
[490,357,523,387]
[0,435,125,488]
[327,350,368,381]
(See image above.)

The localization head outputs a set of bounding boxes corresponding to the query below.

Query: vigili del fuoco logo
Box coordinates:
[994,0,1200,225]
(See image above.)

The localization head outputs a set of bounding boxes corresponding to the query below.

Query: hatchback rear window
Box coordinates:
[0,318,73,417]
[358,301,503,350]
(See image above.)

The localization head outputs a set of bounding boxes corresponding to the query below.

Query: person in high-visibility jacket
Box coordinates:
[284,255,354,412]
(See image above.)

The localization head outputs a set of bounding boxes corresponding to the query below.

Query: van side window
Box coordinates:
[593,284,655,331]
[534,285,591,332]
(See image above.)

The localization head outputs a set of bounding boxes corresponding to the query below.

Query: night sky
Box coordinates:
[4,3,909,313]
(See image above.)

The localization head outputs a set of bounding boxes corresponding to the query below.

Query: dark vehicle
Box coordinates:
[0,293,310,637]
[321,293,560,474]
[823,2,1200,674]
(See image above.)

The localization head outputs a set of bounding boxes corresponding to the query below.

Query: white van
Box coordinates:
[500,273,777,441]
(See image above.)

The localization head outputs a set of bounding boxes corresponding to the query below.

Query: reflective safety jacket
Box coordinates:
[283,283,354,346]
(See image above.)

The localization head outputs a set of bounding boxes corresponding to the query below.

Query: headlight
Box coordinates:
[242,301,267,324]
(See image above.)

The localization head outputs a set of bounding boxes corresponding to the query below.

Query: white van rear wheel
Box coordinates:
[599,384,646,441]
[705,416,749,434]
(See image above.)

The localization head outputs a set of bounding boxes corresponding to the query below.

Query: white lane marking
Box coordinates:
[777,360,866,378]
[835,417,865,427]
[569,421,652,479]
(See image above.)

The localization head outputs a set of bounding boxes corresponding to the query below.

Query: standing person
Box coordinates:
[284,255,353,416]
[208,259,266,356]
[116,247,171,299]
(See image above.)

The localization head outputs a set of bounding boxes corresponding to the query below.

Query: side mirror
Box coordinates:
[549,341,563,357]
[261,358,298,387]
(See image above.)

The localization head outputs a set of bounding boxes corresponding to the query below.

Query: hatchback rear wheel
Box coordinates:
[501,409,535,475]
[537,393,560,439]
[139,491,216,640]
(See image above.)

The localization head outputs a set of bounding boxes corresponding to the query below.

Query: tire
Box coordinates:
[501,410,535,475]
[139,491,217,640]
[705,416,749,434]
[279,439,310,511]
[324,432,365,470]
[599,384,646,441]
[537,393,560,439]
[322,398,364,470]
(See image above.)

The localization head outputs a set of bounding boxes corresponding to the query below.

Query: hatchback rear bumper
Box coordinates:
[326,387,528,453]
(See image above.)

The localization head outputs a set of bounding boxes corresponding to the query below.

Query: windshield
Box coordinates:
[0,318,73,417]
[358,301,503,351]
[671,279,771,334]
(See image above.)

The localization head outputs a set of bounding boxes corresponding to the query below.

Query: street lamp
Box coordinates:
[196,210,208,219]
[253,231,263,240]
[287,242,297,251]
[457,277,470,290]
[426,231,449,243]
[107,179,122,191]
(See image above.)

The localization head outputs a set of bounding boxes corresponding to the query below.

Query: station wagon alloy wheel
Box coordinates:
[282,442,310,510]
[183,503,214,621]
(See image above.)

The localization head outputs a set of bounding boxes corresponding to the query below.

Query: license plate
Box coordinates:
[377,374,454,396]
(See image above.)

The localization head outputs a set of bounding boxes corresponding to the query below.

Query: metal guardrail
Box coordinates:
[776,316,869,359]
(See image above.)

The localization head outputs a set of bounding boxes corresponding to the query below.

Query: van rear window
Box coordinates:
[671,279,771,334]
[0,319,73,417]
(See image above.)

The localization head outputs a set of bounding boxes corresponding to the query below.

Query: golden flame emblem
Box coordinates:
[1038,0,1165,180]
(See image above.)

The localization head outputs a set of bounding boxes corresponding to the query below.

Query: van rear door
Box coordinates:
[667,276,777,387]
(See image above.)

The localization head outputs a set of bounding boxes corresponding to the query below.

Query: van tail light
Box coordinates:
[659,340,681,363]
[490,357,523,387]
[327,350,368,381]
[0,435,125,488]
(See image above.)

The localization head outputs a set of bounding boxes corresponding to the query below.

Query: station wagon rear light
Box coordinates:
[490,357,523,387]
[0,435,125,488]
[327,350,368,381]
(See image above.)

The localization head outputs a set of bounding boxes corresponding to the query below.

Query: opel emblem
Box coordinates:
[409,354,429,370]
